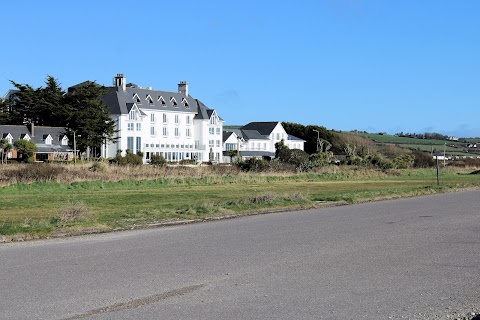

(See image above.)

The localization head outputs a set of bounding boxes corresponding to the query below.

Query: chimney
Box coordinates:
[114,74,126,91]
[30,122,34,137]
[178,81,188,96]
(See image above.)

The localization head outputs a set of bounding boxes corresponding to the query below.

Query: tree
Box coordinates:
[8,76,66,126]
[63,82,117,156]
[0,138,13,164]
[13,140,38,162]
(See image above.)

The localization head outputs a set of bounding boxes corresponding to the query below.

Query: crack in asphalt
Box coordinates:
[62,284,205,319]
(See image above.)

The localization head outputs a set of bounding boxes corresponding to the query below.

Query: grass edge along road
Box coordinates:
[1,166,479,242]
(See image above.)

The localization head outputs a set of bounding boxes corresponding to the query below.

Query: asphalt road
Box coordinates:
[1,191,479,320]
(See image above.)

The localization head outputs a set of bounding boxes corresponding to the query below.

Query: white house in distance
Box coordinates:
[223,122,305,161]
[70,74,224,163]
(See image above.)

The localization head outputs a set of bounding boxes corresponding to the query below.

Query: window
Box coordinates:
[136,137,142,153]
[216,128,221,135]
[263,143,267,150]
[127,123,134,131]
[209,128,214,135]
[127,137,134,151]
[174,127,180,137]
[163,127,168,136]
[61,136,68,146]
[133,93,141,104]
[210,115,217,125]
[163,113,168,123]
[175,114,179,124]
[216,140,220,148]
[182,98,189,108]
[186,116,191,125]
[209,140,214,148]
[146,95,154,105]
[276,133,280,140]
[136,123,141,131]
[150,126,155,136]
[129,109,136,120]
[150,113,155,122]
[170,97,177,107]
[186,128,191,138]
[45,135,52,145]
[225,143,235,151]
[158,96,166,106]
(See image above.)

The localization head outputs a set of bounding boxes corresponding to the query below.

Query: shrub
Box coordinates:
[412,151,434,168]
[90,161,107,172]
[111,149,143,166]
[236,158,270,172]
[150,154,167,167]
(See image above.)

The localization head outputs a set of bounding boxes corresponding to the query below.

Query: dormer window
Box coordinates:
[170,97,178,107]
[158,96,166,106]
[20,134,31,141]
[133,93,141,104]
[61,136,68,146]
[129,109,137,120]
[146,94,154,105]
[3,133,13,144]
[182,98,189,108]
[44,135,53,145]
[210,115,218,125]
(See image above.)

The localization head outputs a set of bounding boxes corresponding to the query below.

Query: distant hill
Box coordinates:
[345,131,480,157]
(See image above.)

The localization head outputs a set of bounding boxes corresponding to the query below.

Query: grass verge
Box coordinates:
[0,166,479,242]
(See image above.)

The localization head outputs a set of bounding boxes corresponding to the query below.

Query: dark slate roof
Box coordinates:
[288,134,305,142]
[67,81,99,93]
[241,130,268,140]
[222,131,235,143]
[241,122,280,136]
[223,129,268,141]
[2,89,19,100]
[0,125,70,152]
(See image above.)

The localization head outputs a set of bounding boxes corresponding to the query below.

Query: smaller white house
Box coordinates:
[222,122,305,162]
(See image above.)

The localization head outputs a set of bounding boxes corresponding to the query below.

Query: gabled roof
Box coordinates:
[241,122,280,136]
[224,129,268,141]
[0,125,68,147]
[288,134,305,142]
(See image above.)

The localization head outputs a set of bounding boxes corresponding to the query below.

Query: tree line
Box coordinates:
[0,76,116,154]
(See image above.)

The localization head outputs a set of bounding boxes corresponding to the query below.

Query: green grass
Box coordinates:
[1,167,479,240]
[353,132,450,145]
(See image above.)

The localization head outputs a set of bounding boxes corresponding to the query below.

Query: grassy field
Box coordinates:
[1,164,479,241]
[353,132,450,145]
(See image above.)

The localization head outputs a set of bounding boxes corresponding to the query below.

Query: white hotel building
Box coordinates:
[74,74,224,163]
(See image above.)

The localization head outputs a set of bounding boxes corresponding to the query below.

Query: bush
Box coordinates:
[412,151,434,168]
[150,154,167,167]
[90,161,107,172]
[111,149,143,166]
[237,158,270,172]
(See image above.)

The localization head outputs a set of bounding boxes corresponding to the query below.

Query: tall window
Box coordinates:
[127,137,134,151]
[186,128,191,138]
[216,128,221,135]
[216,140,220,148]
[150,113,155,122]
[174,127,180,137]
[129,109,136,120]
[127,123,134,131]
[163,127,168,136]
[175,114,179,124]
[209,140,214,148]
[186,116,190,125]
[150,126,155,136]
[209,128,214,135]
[136,137,142,153]
[163,113,168,123]
[136,123,141,131]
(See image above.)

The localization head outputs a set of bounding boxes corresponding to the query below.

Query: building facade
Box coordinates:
[222,122,305,162]
[73,74,224,163]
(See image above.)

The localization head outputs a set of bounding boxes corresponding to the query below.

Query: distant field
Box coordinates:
[352,132,450,145]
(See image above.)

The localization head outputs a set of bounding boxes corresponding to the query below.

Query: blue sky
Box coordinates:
[1,0,479,137]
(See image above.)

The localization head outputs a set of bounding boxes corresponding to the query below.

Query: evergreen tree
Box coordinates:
[63,82,117,154]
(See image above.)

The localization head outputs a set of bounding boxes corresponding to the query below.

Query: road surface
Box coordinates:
[1,191,479,319]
